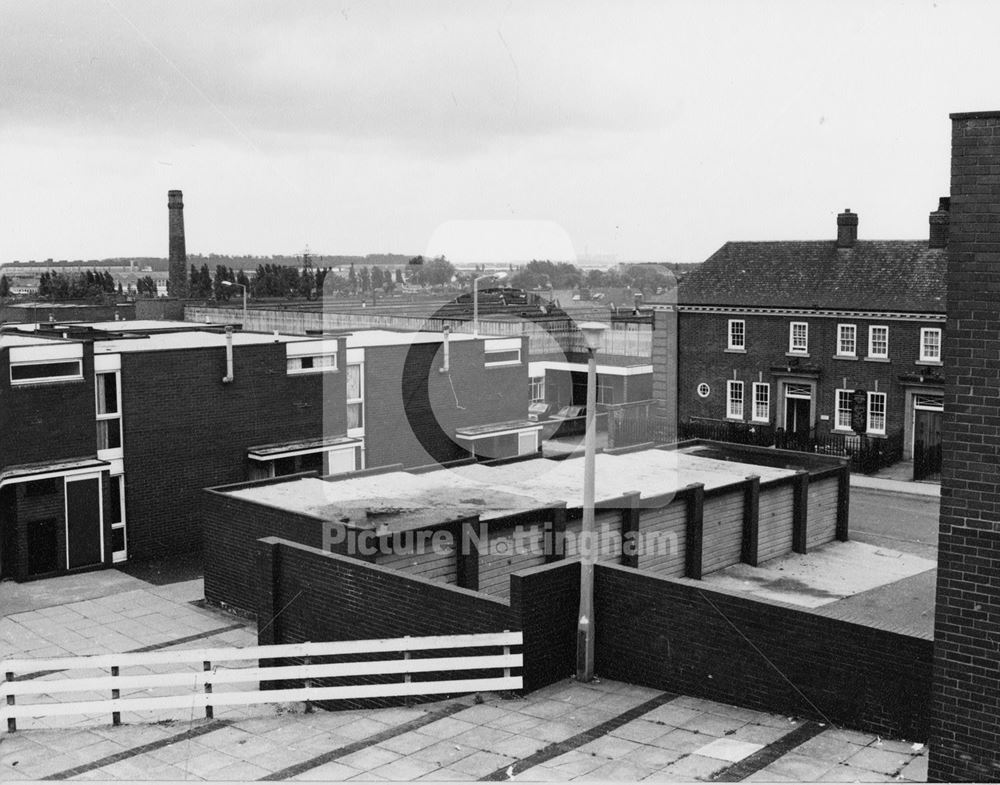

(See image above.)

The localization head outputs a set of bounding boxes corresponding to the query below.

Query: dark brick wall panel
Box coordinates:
[510,559,580,693]
[595,564,933,741]
[121,342,338,560]
[363,339,528,469]
[929,111,1000,781]
[0,346,96,466]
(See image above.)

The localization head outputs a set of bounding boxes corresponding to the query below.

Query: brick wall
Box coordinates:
[254,537,582,703]
[0,344,97,467]
[121,341,340,560]
[676,312,941,439]
[928,111,1000,781]
[363,338,528,469]
[595,563,933,741]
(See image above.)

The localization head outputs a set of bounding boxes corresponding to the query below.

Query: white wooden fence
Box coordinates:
[1,631,522,731]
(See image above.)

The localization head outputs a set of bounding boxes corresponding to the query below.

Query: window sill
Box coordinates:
[724,348,746,354]
[485,361,522,368]
[10,376,85,387]
[832,355,858,361]
[917,359,943,366]
[726,416,744,422]
[863,357,890,363]
[287,368,339,375]
[751,418,770,424]
[785,352,810,359]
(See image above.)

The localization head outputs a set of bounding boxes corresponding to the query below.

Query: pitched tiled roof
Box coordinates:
[678,240,946,312]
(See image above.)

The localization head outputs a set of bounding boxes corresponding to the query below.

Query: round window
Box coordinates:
[697,383,711,398]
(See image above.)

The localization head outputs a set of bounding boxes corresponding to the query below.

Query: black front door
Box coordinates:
[66,477,103,569]
[785,397,811,435]
[914,408,943,480]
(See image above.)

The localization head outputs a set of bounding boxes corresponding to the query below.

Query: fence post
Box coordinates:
[792,471,810,554]
[503,629,511,681]
[304,655,313,714]
[403,636,411,686]
[685,484,705,580]
[111,665,120,727]
[203,661,213,720]
[621,491,641,568]
[545,505,567,564]
[836,464,850,542]
[741,475,760,566]
[5,671,15,732]
[456,516,480,591]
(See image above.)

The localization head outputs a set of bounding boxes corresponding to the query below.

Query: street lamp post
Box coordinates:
[472,271,507,337]
[221,280,248,328]
[576,321,608,683]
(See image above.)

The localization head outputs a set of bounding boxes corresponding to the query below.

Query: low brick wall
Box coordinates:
[594,562,933,741]
[255,537,581,704]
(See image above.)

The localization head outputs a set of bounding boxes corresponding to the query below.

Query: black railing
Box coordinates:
[607,410,904,474]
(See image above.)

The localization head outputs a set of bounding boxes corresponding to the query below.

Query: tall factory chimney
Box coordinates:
[168,189,187,297]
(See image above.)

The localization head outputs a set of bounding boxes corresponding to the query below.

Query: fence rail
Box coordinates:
[2,631,522,731]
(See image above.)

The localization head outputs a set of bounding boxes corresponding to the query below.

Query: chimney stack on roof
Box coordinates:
[836,209,858,248]
[929,196,950,249]
[168,189,187,297]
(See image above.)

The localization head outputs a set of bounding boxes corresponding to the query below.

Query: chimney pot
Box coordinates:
[929,196,950,249]
[836,209,858,248]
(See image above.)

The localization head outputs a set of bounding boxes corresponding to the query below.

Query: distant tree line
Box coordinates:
[507,260,682,293]
[37,269,123,300]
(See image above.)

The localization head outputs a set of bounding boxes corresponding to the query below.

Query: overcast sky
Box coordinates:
[1,1,997,265]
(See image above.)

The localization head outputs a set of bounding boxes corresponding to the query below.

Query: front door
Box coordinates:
[65,476,103,570]
[785,396,811,435]
[914,407,943,480]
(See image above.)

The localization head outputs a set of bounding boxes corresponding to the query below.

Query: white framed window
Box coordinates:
[95,371,123,456]
[346,363,364,433]
[789,322,808,354]
[597,380,615,405]
[752,382,770,422]
[727,380,744,420]
[484,338,522,367]
[834,388,854,431]
[10,359,83,385]
[920,328,942,363]
[837,324,857,357]
[868,325,889,359]
[867,391,887,435]
[529,376,545,402]
[697,382,711,398]
[728,319,746,350]
[108,474,127,563]
[287,353,337,374]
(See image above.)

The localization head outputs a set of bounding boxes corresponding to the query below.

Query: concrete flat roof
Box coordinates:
[345,329,477,348]
[93,331,326,353]
[0,334,73,349]
[220,447,797,532]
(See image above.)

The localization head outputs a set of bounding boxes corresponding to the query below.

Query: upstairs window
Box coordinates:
[728,320,745,351]
[752,382,770,422]
[868,326,889,359]
[484,338,522,367]
[920,328,942,363]
[837,324,856,357]
[95,372,122,452]
[727,380,744,420]
[11,360,83,385]
[346,363,364,432]
[789,322,808,354]
[287,353,337,374]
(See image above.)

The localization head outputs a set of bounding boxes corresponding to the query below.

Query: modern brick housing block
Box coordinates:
[929,111,1000,781]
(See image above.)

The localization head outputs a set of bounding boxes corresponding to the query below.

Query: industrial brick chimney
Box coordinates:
[168,190,187,297]
[836,208,858,248]
[928,196,950,249]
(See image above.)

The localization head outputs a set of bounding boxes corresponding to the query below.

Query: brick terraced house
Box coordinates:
[674,204,948,477]
[0,320,530,581]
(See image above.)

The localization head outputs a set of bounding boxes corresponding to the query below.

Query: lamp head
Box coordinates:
[221,280,234,287]
[579,321,608,351]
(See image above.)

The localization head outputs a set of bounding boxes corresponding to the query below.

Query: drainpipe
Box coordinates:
[222,326,235,383]
[440,326,451,373]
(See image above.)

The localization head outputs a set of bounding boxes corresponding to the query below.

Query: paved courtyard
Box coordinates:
[0,568,929,782]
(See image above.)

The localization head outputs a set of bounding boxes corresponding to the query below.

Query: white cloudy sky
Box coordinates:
[1,0,997,264]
